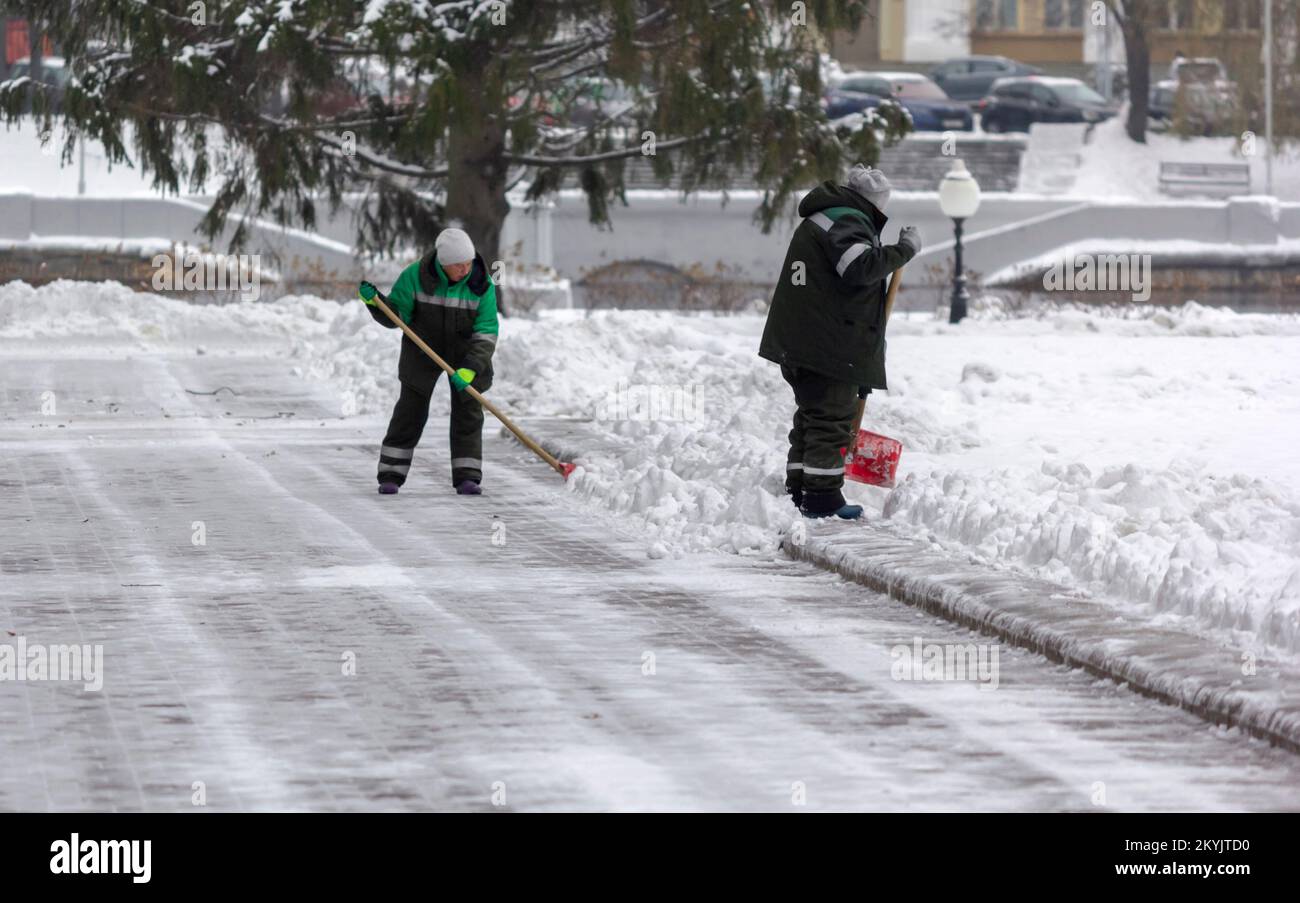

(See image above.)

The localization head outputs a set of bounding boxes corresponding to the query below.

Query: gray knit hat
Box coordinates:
[846,163,892,212]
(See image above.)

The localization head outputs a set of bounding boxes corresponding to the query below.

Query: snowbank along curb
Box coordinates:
[782,526,1300,754]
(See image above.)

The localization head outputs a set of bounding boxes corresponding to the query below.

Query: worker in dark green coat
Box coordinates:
[360,228,500,496]
[759,165,921,519]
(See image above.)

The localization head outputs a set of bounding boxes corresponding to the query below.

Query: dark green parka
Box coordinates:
[758,182,914,389]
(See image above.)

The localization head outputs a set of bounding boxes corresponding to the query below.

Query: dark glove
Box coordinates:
[358,281,379,305]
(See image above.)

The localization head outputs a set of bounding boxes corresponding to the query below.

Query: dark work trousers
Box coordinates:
[781,364,861,495]
[377,375,486,487]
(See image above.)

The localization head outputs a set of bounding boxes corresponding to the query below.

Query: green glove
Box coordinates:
[451,368,476,391]
[358,281,378,305]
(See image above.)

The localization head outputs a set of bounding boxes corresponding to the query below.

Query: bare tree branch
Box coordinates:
[505,133,706,167]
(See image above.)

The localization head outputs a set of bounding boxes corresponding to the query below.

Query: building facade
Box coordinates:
[830,1,1262,71]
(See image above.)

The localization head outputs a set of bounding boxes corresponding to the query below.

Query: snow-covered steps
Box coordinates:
[1016,123,1088,195]
[783,522,1300,753]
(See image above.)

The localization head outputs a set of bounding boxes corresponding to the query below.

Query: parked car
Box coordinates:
[6,56,73,111]
[1148,78,1239,136]
[1169,56,1229,85]
[824,71,973,131]
[975,76,1116,132]
[929,55,1040,102]
[8,56,72,93]
[565,77,640,128]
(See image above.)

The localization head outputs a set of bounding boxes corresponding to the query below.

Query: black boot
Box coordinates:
[800,489,863,520]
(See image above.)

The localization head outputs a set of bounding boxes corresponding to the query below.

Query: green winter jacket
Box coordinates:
[758,182,914,389]
[369,250,499,392]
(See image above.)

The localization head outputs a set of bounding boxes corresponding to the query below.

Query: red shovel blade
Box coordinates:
[845,430,902,487]
[560,461,577,480]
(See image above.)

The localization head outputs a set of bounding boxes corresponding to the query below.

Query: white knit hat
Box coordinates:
[846,163,892,212]
[435,227,475,264]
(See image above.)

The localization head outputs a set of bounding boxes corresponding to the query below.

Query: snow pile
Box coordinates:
[0,279,338,345]
[985,241,1300,290]
[1071,116,1300,203]
[494,303,1300,655]
[294,306,805,553]
[884,462,1300,653]
[953,295,1300,337]
[0,236,177,255]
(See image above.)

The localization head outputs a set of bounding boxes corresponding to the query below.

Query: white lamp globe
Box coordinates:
[938,158,982,219]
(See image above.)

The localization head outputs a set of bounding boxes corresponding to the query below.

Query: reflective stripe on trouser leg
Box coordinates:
[449,382,485,484]
[803,464,845,476]
[378,382,431,486]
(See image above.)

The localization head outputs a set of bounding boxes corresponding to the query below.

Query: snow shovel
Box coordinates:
[360,283,576,480]
[844,267,903,487]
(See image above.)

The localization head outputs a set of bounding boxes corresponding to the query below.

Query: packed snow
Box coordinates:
[984,237,1300,287]
[1071,116,1300,203]
[3,280,1298,660]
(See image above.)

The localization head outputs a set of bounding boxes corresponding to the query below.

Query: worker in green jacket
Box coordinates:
[759,165,920,519]
[359,228,499,496]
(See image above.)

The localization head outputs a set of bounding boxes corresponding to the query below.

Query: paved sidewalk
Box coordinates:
[3,348,1300,811]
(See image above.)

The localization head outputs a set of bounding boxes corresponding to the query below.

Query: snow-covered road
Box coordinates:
[3,346,1300,811]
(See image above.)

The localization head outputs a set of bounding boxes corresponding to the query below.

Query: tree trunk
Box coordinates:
[25,3,45,116]
[444,68,511,314]
[444,74,510,281]
[1119,13,1150,143]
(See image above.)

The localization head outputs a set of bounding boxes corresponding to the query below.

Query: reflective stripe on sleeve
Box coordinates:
[836,243,869,277]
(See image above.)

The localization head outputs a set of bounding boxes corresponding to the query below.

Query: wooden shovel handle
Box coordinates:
[849,267,904,438]
[883,263,903,323]
[369,292,568,475]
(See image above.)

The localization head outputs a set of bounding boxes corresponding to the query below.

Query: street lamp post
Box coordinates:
[1265,0,1274,196]
[938,158,981,324]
